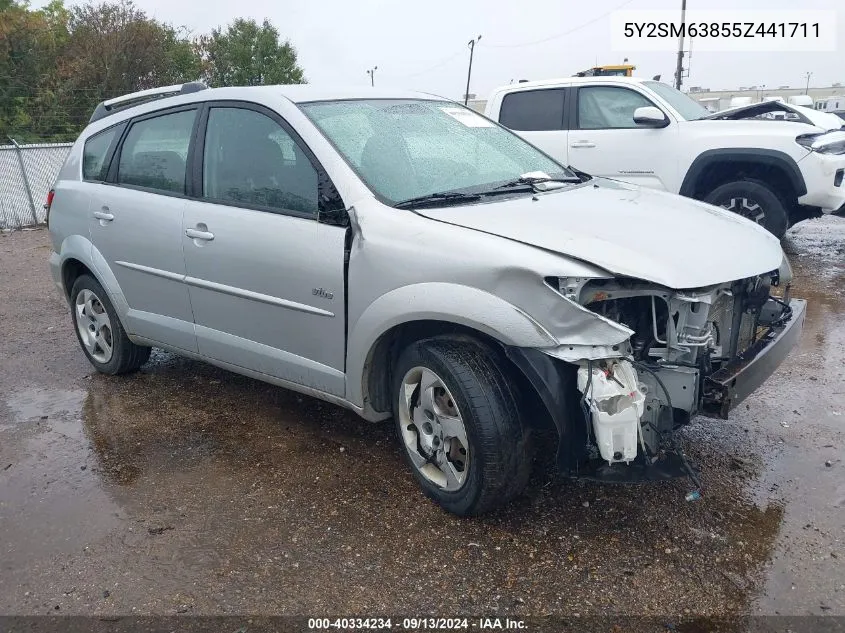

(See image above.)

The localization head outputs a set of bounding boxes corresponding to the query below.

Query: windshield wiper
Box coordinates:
[496,176,581,189]
[394,191,482,209]
[394,173,581,209]
[484,174,581,195]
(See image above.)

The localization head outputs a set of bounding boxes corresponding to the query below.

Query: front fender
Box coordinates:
[679,148,807,198]
[345,283,558,408]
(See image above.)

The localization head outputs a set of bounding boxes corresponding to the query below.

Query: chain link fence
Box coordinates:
[0,140,73,230]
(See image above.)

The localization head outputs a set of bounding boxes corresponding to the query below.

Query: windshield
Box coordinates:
[644,81,710,121]
[300,99,575,205]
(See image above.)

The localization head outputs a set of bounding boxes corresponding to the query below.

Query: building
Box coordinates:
[689,86,844,112]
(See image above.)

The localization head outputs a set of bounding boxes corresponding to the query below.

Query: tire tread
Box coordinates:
[704,179,789,238]
[70,275,150,375]
[395,337,533,515]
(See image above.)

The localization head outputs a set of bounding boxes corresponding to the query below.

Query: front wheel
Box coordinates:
[704,179,789,238]
[70,275,151,375]
[393,338,532,516]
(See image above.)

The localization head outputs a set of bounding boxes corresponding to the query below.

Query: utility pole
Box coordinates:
[366,66,377,87]
[674,0,687,90]
[804,71,812,95]
[464,35,482,105]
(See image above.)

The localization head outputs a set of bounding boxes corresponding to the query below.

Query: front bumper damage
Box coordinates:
[505,289,805,484]
[702,298,805,417]
[798,150,845,213]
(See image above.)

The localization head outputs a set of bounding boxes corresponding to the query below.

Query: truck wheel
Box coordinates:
[704,180,789,238]
[70,275,151,375]
[393,338,533,516]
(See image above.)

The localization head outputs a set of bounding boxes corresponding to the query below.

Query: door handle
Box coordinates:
[93,209,114,221]
[570,141,596,148]
[186,227,215,242]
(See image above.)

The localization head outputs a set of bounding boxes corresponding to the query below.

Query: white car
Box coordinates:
[485,77,845,237]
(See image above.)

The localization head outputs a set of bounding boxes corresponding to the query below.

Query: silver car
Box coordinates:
[48,83,805,515]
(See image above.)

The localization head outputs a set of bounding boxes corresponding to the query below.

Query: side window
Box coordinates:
[117,110,196,194]
[202,107,318,216]
[499,89,566,131]
[577,87,656,129]
[82,124,123,181]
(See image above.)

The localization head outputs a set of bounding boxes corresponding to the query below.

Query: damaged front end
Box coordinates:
[532,267,805,483]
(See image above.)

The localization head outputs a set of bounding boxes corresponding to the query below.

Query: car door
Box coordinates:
[181,103,348,397]
[497,88,569,165]
[88,106,199,352]
[567,85,678,190]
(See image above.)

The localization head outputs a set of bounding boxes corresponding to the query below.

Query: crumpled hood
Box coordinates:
[707,100,844,130]
[415,180,784,289]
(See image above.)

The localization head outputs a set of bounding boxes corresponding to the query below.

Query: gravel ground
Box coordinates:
[0,219,843,623]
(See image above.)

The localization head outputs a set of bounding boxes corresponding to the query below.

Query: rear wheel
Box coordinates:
[704,179,789,238]
[70,275,150,375]
[393,338,533,516]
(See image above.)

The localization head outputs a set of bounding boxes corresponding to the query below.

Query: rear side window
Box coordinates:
[499,89,566,131]
[117,110,196,194]
[202,107,318,216]
[82,125,123,181]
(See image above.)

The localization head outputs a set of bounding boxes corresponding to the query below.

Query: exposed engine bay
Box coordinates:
[555,269,801,479]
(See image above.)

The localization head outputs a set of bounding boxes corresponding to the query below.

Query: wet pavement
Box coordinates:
[0,221,843,619]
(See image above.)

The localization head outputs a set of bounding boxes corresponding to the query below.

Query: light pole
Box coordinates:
[804,71,812,95]
[366,66,378,87]
[464,35,481,105]
[674,0,687,90]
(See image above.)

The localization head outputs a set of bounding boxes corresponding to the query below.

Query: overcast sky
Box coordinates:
[34,0,843,98]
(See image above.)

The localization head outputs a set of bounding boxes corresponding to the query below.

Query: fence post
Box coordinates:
[8,137,39,225]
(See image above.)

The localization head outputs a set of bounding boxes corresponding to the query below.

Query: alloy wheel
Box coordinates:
[720,196,766,223]
[398,366,470,491]
[74,288,114,363]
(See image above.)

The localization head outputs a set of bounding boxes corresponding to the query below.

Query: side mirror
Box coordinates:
[633,106,669,128]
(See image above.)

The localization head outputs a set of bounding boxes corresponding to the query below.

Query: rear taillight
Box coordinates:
[45,189,55,227]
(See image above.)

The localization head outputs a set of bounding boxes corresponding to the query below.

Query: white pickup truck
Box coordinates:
[484,77,845,237]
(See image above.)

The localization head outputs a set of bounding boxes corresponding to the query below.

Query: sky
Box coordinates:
[33,0,844,99]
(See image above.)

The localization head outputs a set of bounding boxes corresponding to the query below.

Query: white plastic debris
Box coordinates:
[577,360,645,465]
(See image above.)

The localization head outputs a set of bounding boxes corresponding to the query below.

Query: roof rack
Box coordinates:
[89,82,208,123]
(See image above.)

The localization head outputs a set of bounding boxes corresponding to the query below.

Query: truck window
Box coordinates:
[577,86,655,129]
[499,89,566,131]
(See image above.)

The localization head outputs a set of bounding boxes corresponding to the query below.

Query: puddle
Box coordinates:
[1,225,844,615]
[746,216,845,615]
[27,353,782,615]
[3,388,87,429]
[0,386,123,581]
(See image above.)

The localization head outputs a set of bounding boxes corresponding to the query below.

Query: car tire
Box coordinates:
[704,179,789,238]
[69,274,151,375]
[392,337,533,516]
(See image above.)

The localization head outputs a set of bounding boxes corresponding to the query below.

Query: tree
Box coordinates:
[197,18,305,88]
[0,3,306,141]
[0,0,70,140]
[59,1,202,119]
[64,0,201,90]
